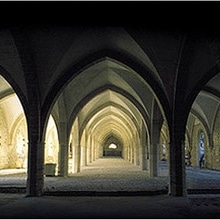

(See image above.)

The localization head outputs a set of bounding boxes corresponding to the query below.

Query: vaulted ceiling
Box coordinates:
[0,25,219,144]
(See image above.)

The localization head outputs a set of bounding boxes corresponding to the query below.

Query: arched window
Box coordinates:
[198,131,205,168]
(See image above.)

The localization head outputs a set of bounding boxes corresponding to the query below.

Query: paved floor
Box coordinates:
[0,157,220,218]
[44,157,168,194]
[1,157,220,193]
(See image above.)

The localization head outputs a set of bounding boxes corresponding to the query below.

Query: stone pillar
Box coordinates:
[10,27,44,197]
[95,141,99,159]
[140,121,148,170]
[58,122,68,177]
[81,146,86,166]
[99,143,103,158]
[88,134,92,163]
[169,131,186,196]
[72,118,80,173]
[73,140,80,173]
[149,120,161,177]
[81,131,86,166]
[26,96,44,197]
[122,143,126,160]
[129,145,132,162]
[127,144,131,162]
[84,130,88,165]
[131,144,134,163]
[149,142,158,177]
[150,101,163,177]
[86,142,90,164]
[26,141,44,196]
[77,142,81,173]
[134,138,138,166]
[135,132,140,166]
[92,138,95,161]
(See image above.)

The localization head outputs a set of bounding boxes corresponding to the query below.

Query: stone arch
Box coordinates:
[190,117,209,167]
[42,54,170,140]
[160,122,169,161]
[43,53,170,184]
[211,104,220,170]
[102,135,123,157]
[185,63,220,117]
[78,94,144,141]
[197,129,205,167]
[185,130,191,165]
[10,115,28,169]
[189,110,211,147]
[150,100,164,177]
[0,75,28,170]
[83,111,135,163]
[44,115,59,167]
[0,106,9,169]
[68,117,80,174]
[0,68,28,117]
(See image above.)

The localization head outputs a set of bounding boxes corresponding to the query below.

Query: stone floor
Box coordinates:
[1,157,220,193]
[44,157,168,194]
[0,157,220,218]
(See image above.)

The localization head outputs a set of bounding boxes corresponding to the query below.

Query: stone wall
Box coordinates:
[212,108,220,170]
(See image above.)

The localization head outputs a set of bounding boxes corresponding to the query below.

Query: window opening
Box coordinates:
[198,132,205,168]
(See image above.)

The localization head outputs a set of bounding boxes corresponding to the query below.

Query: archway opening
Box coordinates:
[44,115,59,176]
[46,57,169,193]
[103,136,122,157]
[198,131,205,168]
[186,72,220,192]
[0,75,27,188]
[109,143,117,149]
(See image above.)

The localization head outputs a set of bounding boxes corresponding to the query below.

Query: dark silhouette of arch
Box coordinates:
[41,51,170,138]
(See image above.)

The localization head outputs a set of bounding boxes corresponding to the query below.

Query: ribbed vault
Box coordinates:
[76,89,144,164]
[49,57,158,174]
[52,58,154,131]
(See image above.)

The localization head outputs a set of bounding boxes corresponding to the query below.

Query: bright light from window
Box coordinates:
[108,143,117,149]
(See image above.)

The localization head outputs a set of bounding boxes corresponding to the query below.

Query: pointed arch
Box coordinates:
[42,52,170,140]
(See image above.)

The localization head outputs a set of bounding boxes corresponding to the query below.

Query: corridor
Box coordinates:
[1,157,220,195]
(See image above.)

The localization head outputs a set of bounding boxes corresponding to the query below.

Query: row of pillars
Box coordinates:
[12,27,187,197]
[26,119,186,197]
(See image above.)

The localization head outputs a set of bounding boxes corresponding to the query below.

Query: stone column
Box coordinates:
[129,144,132,162]
[26,94,44,197]
[168,89,187,196]
[128,144,130,162]
[84,132,88,166]
[149,118,162,177]
[134,138,138,166]
[135,131,140,166]
[131,144,134,163]
[81,145,85,166]
[149,100,164,177]
[92,138,95,161]
[73,140,81,173]
[81,130,86,166]
[26,141,44,197]
[140,120,148,170]
[123,143,127,160]
[88,134,92,163]
[72,117,80,173]
[169,131,186,196]
[10,27,44,197]
[149,139,159,177]
[58,122,68,177]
